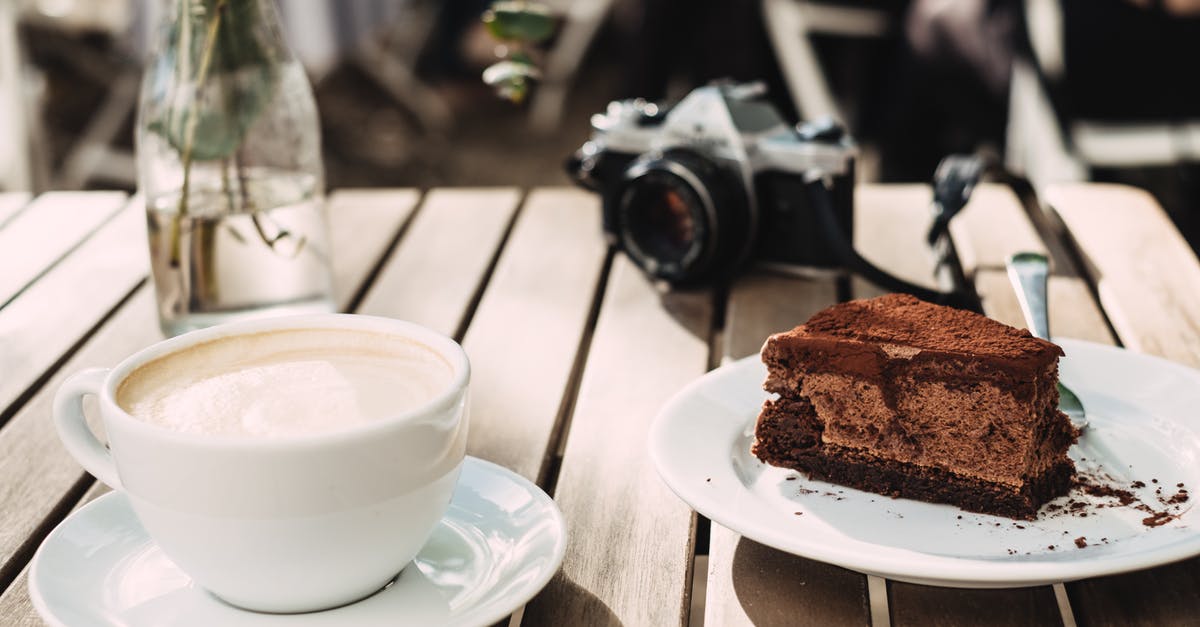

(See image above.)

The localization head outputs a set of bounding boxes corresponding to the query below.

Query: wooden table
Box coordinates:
[0,184,1197,626]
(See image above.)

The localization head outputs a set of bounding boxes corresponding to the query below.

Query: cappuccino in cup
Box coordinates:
[54,315,469,613]
[117,328,454,438]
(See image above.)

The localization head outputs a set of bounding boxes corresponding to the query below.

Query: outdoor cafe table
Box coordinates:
[0,183,1197,626]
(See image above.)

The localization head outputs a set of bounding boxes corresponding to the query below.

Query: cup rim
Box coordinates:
[100,313,470,449]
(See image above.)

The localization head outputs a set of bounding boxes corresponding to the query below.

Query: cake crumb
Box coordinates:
[1143,511,1177,527]
[1015,524,1026,529]
[1074,537,1088,548]
[794,511,803,516]
[1152,478,1159,484]
[706,478,711,483]
[785,476,797,481]
[1047,545,1056,550]
[1131,481,1146,488]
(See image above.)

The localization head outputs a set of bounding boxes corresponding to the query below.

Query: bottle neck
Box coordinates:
[159,0,295,70]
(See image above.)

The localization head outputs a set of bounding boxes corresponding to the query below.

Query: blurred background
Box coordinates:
[2,0,1199,249]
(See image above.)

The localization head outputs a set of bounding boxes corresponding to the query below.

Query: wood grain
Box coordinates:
[325,189,421,309]
[0,286,160,592]
[522,256,711,627]
[460,188,608,482]
[888,583,1063,627]
[973,271,1114,345]
[357,188,520,337]
[704,272,870,627]
[0,192,30,228]
[949,184,1046,277]
[1043,183,1200,624]
[0,191,418,623]
[0,191,127,307]
[853,185,941,299]
[1046,183,1200,368]
[0,198,145,416]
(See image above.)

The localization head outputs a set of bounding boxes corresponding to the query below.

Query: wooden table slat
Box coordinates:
[461,188,608,483]
[523,257,711,626]
[704,273,870,626]
[0,198,143,417]
[851,185,943,301]
[326,189,421,309]
[1047,183,1200,368]
[0,192,127,309]
[0,192,31,229]
[1044,182,1200,625]
[887,582,1064,627]
[950,184,1048,277]
[974,271,1115,345]
[357,188,521,338]
[0,287,158,592]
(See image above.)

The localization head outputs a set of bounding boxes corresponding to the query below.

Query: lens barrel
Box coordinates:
[611,150,749,284]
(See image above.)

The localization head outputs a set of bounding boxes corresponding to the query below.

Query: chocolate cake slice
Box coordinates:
[752,294,1076,519]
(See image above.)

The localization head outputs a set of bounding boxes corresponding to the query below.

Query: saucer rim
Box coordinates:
[28,455,566,627]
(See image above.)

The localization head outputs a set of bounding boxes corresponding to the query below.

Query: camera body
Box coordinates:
[567,82,857,284]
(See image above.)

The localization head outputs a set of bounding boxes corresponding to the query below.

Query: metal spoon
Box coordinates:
[1006,252,1088,430]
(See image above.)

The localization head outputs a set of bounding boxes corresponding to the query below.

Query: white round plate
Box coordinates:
[29,457,565,627]
[650,338,1200,588]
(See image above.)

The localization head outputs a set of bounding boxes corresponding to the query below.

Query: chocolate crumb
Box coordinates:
[1131,481,1146,488]
[794,512,803,516]
[1167,491,1190,505]
[706,478,711,483]
[1143,511,1176,527]
[1152,479,1159,484]
[1015,524,1026,529]
[785,476,796,481]
[956,515,962,519]
[1048,545,1056,550]
[1074,537,1088,548]
[1178,483,1185,488]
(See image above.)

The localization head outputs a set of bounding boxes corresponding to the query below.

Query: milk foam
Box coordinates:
[117,328,453,438]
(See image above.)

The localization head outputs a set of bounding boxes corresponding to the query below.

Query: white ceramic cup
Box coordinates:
[52,314,470,613]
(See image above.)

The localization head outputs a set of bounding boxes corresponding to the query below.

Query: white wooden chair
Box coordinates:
[761,0,891,122]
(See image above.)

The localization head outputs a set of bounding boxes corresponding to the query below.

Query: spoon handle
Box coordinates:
[1006,252,1051,341]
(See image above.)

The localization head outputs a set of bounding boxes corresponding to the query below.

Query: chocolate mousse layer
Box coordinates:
[752,294,1077,519]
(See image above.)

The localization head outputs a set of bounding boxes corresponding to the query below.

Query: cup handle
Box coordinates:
[53,368,122,490]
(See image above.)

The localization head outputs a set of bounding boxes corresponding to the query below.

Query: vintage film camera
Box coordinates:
[567,81,978,307]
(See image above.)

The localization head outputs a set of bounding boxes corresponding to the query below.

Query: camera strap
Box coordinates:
[805,155,987,312]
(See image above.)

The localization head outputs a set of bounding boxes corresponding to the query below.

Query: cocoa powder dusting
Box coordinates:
[1058,473,1187,527]
[1143,511,1177,527]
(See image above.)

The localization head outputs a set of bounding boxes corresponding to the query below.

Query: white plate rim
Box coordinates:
[649,338,1200,587]
[28,456,567,627]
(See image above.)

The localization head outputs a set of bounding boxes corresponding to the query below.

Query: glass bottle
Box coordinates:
[136,0,334,336]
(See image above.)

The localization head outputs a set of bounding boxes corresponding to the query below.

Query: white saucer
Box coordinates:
[29,457,566,627]
[650,339,1200,588]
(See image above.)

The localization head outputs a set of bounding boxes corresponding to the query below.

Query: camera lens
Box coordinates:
[621,173,703,271]
[613,150,749,284]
